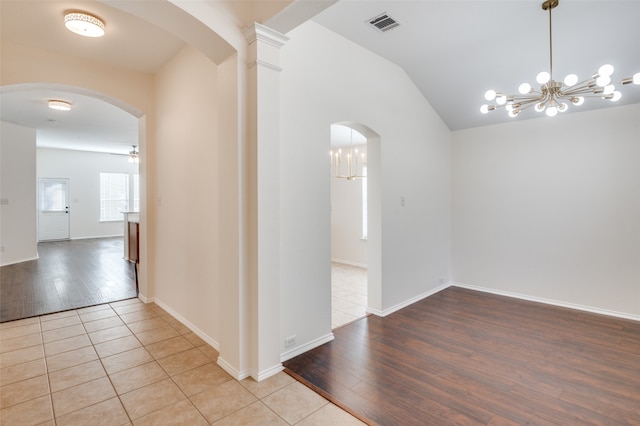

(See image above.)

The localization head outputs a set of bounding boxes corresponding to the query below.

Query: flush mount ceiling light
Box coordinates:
[481,0,638,118]
[48,100,72,111]
[64,12,105,37]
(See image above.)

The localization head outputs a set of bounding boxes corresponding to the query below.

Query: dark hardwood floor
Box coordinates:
[0,237,137,323]
[284,287,640,425]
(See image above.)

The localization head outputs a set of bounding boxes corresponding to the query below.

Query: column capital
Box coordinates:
[244,23,289,49]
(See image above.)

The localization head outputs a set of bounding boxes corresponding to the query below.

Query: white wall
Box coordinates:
[0,121,37,266]
[280,21,452,357]
[153,45,220,346]
[37,148,139,240]
[452,103,640,318]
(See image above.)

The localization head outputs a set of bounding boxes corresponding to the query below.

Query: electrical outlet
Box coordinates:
[284,335,296,348]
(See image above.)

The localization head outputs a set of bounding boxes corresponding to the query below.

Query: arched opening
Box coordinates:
[0,83,145,319]
[330,122,381,327]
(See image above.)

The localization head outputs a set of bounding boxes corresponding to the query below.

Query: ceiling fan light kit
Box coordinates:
[481,0,638,119]
[128,145,139,163]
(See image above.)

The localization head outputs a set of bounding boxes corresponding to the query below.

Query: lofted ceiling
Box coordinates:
[1,0,639,154]
[312,0,640,130]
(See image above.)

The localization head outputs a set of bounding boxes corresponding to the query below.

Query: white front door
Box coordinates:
[38,178,70,241]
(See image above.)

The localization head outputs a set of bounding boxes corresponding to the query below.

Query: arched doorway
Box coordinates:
[329,122,381,328]
[0,83,146,320]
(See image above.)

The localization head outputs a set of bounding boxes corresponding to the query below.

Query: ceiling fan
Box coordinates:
[110,145,139,163]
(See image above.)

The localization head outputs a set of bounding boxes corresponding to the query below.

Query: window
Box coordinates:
[132,174,140,213]
[100,173,129,221]
[362,166,368,239]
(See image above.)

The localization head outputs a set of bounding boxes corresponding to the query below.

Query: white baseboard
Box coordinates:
[71,235,123,240]
[280,332,335,363]
[331,258,368,269]
[152,298,220,351]
[0,255,39,267]
[216,358,284,382]
[368,282,451,317]
[217,356,250,381]
[137,293,153,304]
[453,282,640,323]
[254,364,285,382]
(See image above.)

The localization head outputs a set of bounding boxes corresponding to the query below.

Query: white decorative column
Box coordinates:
[244,23,288,380]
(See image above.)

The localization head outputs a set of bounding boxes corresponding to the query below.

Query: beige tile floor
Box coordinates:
[0,298,365,425]
[331,263,368,329]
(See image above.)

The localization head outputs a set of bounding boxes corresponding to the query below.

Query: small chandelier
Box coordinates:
[330,128,366,180]
[64,12,105,38]
[128,145,139,164]
[481,0,635,118]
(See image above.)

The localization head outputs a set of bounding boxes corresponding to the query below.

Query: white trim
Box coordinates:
[70,235,123,240]
[137,293,153,304]
[254,364,285,382]
[244,22,289,48]
[368,282,451,317]
[280,332,334,362]
[331,258,368,269]
[0,255,39,267]
[253,60,283,72]
[152,298,220,350]
[217,356,250,381]
[453,282,640,323]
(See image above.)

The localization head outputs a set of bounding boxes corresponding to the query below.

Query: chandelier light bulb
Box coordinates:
[558,102,568,112]
[534,102,545,112]
[508,109,519,118]
[536,71,550,84]
[563,74,578,87]
[603,84,615,95]
[480,104,489,114]
[518,83,531,94]
[495,94,507,105]
[634,72,640,85]
[573,96,585,106]
[546,106,558,117]
[484,90,497,101]
[598,64,614,77]
[596,75,611,87]
[610,91,622,102]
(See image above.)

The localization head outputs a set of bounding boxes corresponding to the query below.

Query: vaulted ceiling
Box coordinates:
[1,0,639,154]
[312,0,640,130]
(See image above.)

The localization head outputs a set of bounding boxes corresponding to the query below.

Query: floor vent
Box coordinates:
[367,13,400,33]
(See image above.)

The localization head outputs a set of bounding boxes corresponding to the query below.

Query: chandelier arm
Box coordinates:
[561,80,600,94]
[561,86,603,96]
[510,94,544,102]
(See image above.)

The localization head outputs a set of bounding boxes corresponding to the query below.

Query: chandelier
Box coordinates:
[128,145,139,164]
[481,0,637,118]
[330,128,366,180]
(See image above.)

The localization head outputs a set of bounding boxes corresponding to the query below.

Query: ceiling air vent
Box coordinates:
[367,13,400,33]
